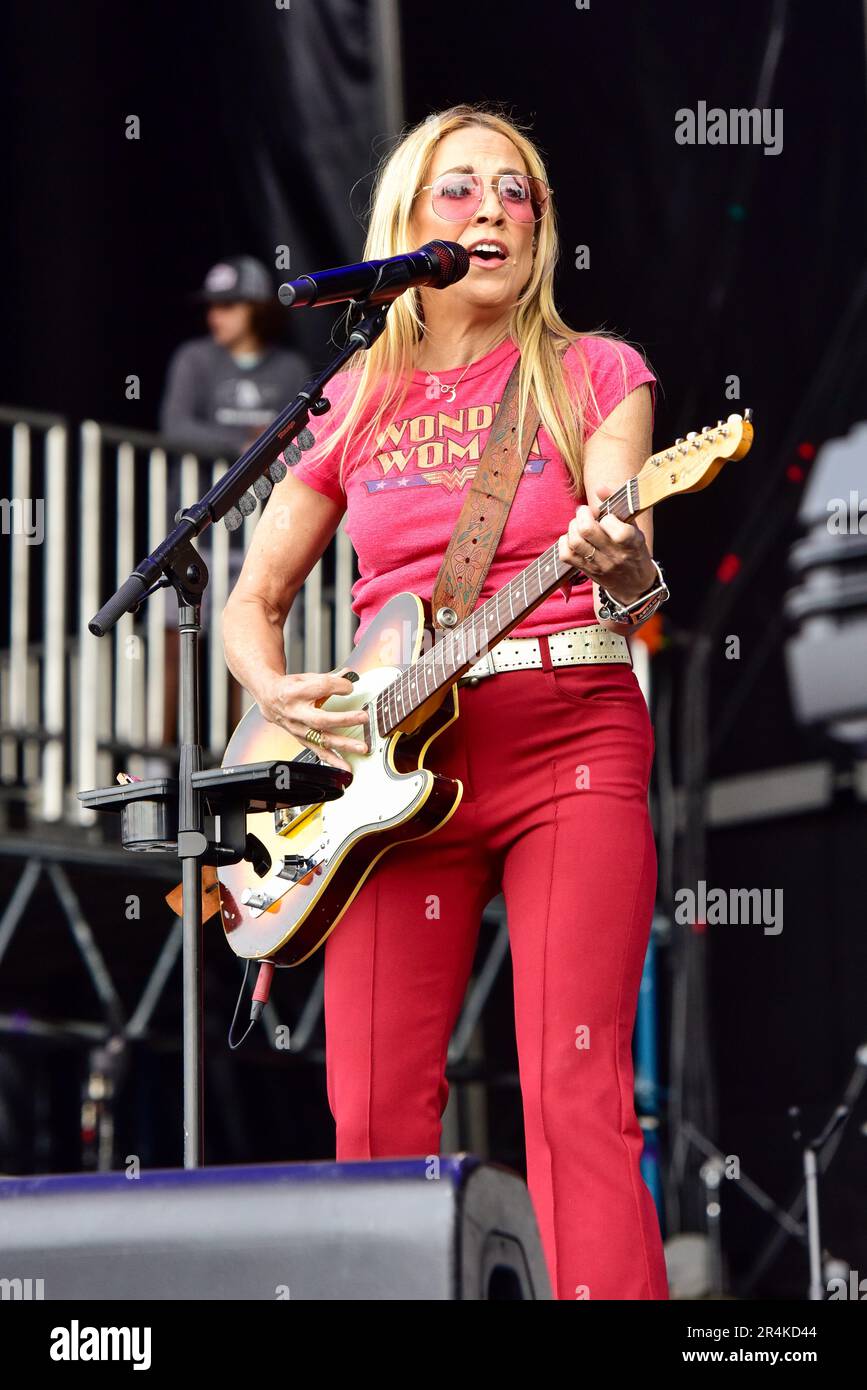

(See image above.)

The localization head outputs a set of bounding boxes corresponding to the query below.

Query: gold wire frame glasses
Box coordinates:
[416,172,552,224]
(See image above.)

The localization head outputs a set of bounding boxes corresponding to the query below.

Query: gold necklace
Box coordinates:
[420,331,510,403]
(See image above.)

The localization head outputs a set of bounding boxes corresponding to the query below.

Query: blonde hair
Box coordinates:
[303,102,638,498]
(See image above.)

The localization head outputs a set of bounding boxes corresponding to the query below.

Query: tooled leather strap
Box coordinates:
[431,358,541,628]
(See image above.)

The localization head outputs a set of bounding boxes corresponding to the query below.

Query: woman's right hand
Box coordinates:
[254,669,370,773]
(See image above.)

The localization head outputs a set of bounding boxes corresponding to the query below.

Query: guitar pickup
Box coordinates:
[360,702,372,754]
[278,854,319,883]
[240,887,277,912]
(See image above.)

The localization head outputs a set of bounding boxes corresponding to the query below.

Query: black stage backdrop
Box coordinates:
[2,0,867,1298]
[1,0,394,419]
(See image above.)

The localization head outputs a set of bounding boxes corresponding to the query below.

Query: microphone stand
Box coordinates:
[804,1105,849,1301]
[88,297,393,1167]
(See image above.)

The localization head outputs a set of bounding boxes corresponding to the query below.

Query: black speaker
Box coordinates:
[0,1154,552,1300]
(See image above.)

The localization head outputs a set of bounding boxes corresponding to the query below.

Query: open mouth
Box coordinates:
[467,241,509,267]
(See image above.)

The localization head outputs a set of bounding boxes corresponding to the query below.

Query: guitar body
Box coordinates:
[214,410,754,970]
[217,592,464,966]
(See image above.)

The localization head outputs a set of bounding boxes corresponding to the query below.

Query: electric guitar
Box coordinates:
[217,411,754,966]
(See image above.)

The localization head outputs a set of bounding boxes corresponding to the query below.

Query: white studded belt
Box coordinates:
[456,623,632,686]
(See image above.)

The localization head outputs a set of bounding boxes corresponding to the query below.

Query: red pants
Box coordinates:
[323,638,669,1300]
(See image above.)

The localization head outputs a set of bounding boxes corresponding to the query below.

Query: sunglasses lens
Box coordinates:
[500,175,547,222]
[428,173,549,222]
[431,174,482,220]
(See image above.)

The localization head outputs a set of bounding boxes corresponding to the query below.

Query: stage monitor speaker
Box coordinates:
[0,1154,552,1300]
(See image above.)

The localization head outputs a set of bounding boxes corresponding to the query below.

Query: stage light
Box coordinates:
[785,422,867,741]
[716,553,742,584]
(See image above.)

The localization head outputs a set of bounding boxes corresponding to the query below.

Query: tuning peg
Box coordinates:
[744,407,753,423]
[269,459,287,484]
[253,475,273,501]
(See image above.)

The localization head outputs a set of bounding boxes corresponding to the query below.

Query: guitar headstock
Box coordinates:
[637,410,754,506]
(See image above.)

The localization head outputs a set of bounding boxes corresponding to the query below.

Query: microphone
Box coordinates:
[278,239,470,308]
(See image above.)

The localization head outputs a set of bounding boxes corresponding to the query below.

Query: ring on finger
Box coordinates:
[581,544,597,565]
[304,727,324,747]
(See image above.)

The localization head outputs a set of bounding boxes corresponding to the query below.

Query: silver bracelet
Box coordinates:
[597,559,670,627]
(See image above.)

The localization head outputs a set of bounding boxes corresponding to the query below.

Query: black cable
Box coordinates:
[227,959,255,1051]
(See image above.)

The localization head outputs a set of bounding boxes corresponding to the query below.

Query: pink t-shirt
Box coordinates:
[290,334,656,642]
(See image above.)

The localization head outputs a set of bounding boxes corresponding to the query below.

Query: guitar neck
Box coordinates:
[376,476,644,737]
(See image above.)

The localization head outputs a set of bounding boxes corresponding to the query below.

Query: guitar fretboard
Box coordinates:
[375,475,641,736]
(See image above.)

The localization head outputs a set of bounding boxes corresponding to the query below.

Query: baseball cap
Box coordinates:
[194,256,274,304]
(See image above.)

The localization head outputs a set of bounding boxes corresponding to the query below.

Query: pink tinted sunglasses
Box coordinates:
[417,172,552,224]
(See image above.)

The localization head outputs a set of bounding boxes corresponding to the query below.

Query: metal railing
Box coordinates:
[0,409,356,825]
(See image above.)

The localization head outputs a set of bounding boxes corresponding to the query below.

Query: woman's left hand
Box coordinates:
[557,482,657,606]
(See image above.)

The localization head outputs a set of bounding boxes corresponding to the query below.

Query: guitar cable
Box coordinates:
[228,960,276,1050]
[226,667,358,1050]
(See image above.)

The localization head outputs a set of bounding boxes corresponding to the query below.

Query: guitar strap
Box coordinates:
[430,335,565,628]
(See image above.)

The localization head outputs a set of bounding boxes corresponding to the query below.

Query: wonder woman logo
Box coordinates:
[361,458,547,495]
[425,468,479,493]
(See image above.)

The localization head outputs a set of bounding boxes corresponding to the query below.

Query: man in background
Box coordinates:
[158,256,308,744]
[160,254,308,456]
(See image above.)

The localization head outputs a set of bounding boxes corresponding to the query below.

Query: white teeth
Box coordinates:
[471,243,506,257]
